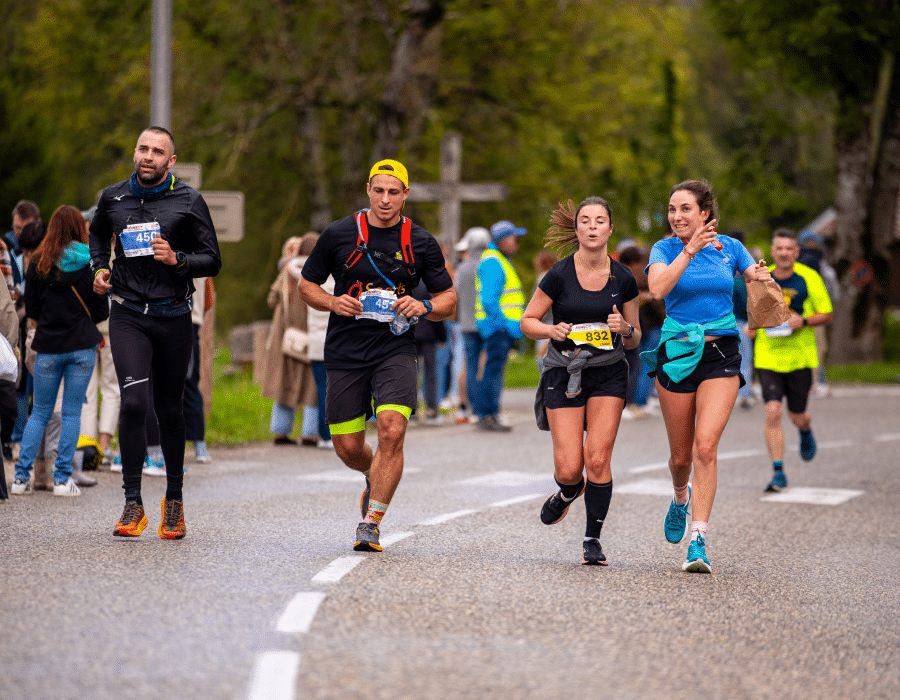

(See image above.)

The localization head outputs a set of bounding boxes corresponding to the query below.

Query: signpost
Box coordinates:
[407,132,508,256]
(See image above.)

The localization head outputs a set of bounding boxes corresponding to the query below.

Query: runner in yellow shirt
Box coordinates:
[748,228,832,492]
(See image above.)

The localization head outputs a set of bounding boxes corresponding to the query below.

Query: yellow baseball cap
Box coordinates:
[368,159,409,188]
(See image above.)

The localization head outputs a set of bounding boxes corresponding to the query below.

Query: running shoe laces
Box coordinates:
[114,501,148,537]
[664,486,691,543]
[682,535,712,574]
[540,482,585,525]
[158,498,186,540]
[353,522,382,552]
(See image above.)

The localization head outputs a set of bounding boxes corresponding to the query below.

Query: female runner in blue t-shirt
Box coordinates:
[644,180,770,573]
[521,197,642,566]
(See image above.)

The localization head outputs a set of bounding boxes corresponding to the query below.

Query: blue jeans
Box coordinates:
[737,321,754,398]
[311,361,330,440]
[270,402,295,436]
[463,331,483,416]
[16,347,97,483]
[475,331,513,418]
[635,326,661,406]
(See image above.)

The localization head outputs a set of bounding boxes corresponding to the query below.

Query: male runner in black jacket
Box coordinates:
[90,126,220,540]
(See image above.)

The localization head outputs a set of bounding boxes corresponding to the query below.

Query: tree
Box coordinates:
[708,0,900,363]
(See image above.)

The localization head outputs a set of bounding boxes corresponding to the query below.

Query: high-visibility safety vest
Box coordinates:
[475,248,525,322]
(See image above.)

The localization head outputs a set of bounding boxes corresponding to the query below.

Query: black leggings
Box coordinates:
[109,304,192,502]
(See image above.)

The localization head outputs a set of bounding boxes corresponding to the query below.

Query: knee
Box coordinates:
[333,435,366,465]
[693,441,717,467]
[118,393,146,424]
[376,417,407,452]
[765,401,783,428]
[583,444,611,473]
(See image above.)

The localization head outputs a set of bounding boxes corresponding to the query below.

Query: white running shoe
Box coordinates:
[11,478,32,495]
[53,478,81,497]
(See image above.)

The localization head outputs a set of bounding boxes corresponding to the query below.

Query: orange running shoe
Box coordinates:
[113,501,148,537]
[158,497,186,540]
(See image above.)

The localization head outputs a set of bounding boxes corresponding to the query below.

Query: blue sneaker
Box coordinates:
[682,535,711,573]
[111,454,122,473]
[765,469,787,492]
[142,455,167,477]
[664,486,690,543]
[799,429,816,461]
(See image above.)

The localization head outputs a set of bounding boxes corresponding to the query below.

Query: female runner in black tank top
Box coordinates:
[520,197,641,566]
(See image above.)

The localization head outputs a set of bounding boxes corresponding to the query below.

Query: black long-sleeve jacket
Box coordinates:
[89,177,221,304]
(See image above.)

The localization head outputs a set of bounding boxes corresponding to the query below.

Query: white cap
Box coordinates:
[455,226,491,252]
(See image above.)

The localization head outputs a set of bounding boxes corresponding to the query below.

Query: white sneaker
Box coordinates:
[10,478,32,495]
[194,441,212,464]
[53,478,81,497]
[142,465,167,477]
[317,439,334,450]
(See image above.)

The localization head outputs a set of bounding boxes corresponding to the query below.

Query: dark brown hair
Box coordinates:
[143,125,175,153]
[772,227,797,242]
[665,180,717,235]
[545,196,613,254]
[35,205,88,278]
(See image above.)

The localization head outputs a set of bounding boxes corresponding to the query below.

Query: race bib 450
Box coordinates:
[120,222,160,257]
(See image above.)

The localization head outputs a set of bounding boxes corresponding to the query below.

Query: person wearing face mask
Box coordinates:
[521,197,641,566]
[642,180,771,574]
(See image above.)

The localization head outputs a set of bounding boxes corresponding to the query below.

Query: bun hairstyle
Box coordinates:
[665,180,717,235]
[544,196,613,254]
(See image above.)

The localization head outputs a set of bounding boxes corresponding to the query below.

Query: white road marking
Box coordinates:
[490,494,544,507]
[276,592,327,634]
[816,440,854,450]
[628,461,670,474]
[419,509,479,526]
[246,651,300,700]
[298,468,421,482]
[381,531,415,547]
[311,556,364,583]
[457,471,549,487]
[874,433,900,442]
[616,479,679,497]
[761,487,864,506]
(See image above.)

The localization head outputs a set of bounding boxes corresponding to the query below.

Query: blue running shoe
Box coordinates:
[765,469,787,492]
[682,535,711,573]
[799,429,816,461]
[664,486,690,543]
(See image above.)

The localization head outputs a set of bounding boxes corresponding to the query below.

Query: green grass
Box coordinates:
[824,363,900,384]
[504,350,541,388]
[206,349,276,446]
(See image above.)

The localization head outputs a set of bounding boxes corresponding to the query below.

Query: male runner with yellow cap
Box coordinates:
[299,160,456,551]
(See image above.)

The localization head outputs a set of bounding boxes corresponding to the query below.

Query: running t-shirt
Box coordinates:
[301,213,452,369]
[647,235,755,336]
[538,254,639,352]
[753,262,832,372]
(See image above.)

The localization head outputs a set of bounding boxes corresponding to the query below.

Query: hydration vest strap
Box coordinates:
[343,210,415,274]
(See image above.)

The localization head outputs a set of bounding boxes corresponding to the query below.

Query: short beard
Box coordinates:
[134,165,167,187]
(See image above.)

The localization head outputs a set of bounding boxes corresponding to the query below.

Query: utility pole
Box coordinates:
[150,0,172,129]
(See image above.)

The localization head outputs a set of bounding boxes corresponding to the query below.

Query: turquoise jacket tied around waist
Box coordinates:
[639,312,736,384]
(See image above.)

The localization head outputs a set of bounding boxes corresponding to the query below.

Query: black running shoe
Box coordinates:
[353,522,382,552]
[360,475,370,520]
[540,482,585,525]
[582,539,608,566]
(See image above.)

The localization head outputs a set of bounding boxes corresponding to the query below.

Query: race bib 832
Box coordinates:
[567,323,614,349]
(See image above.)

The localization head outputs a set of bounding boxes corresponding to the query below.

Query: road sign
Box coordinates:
[171,162,202,189]
[202,191,244,242]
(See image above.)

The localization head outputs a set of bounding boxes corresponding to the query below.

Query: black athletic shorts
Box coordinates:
[653,335,745,394]
[756,367,813,414]
[542,360,628,409]
[325,353,418,433]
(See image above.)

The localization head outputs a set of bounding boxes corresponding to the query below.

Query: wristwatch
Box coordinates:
[801,317,808,327]
[622,324,634,339]
[421,299,433,318]
[175,251,187,268]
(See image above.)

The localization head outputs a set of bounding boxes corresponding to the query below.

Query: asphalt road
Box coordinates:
[2,385,898,700]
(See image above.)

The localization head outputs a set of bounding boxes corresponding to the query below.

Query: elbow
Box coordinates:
[648,285,665,301]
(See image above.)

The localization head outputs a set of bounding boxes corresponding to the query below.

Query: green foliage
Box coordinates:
[206,349,275,445]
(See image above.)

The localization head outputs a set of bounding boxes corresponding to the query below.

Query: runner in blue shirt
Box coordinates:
[643,180,770,573]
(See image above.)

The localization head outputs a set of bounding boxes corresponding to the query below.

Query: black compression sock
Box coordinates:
[584,479,613,540]
[556,476,585,501]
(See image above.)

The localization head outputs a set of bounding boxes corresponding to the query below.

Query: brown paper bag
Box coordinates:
[746,260,791,330]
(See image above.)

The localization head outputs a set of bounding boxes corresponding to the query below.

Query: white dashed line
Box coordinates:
[615,478,677,497]
[246,651,300,700]
[718,449,767,460]
[419,509,479,526]
[761,487,864,506]
[381,531,415,547]
[311,556,364,583]
[628,461,670,474]
[457,471,548,487]
[816,440,854,450]
[276,592,327,634]
[490,494,545,507]
[874,433,900,442]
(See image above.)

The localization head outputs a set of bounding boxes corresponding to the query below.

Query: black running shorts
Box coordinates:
[654,335,745,394]
[542,360,629,409]
[325,353,418,433]
[756,367,813,414]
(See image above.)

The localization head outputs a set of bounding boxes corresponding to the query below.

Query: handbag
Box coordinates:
[746,260,792,330]
[0,335,18,383]
[279,269,308,361]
